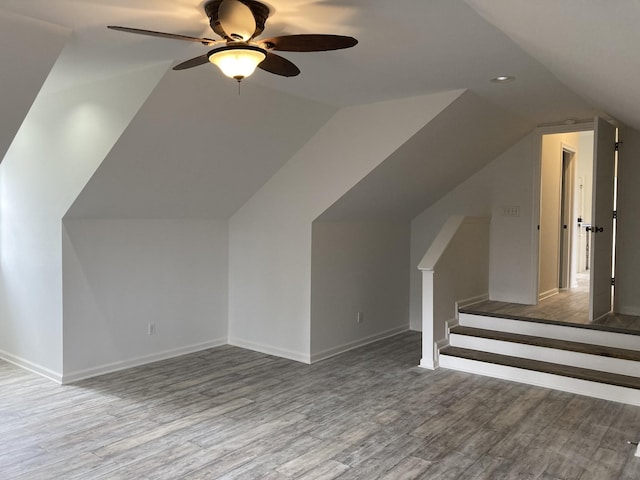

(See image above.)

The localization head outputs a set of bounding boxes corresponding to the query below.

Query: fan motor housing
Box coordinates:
[205,0,270,40]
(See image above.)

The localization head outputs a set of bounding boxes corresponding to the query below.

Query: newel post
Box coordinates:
[419,267,438,369]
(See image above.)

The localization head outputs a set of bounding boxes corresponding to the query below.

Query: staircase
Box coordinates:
[439,309,640,406]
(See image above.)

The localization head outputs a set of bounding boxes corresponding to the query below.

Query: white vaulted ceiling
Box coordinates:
[65,71,336,219]
[466,0,640,131]
[1,0,637,219]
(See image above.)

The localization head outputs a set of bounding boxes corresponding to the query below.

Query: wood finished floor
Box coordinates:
[2,332,640,479]
[465,274,640,333]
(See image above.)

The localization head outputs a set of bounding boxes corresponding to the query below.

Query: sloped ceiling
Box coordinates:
[4,0,637,220]
[466,0,640,131]
[65,70,336,219]
[318,90,531,221]
[2,1,595,117]
[0,12,69,161]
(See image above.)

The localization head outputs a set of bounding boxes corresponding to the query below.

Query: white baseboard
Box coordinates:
[538,288,559,301]
[229,337,311,364]
[310,326,408,363]
[0,349,63,384]
[445,319,459,338]
[61,338,227,384]
[419,358,437,370]
[616,306,640,317]
[435,337,449,350]
[456,293,489,312]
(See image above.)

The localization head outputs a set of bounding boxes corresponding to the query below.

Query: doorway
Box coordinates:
[538,130,594,301]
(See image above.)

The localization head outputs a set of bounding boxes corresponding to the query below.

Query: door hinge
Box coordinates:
[615,141,623,151]
[613,210,617,219]
[611,277,616,286]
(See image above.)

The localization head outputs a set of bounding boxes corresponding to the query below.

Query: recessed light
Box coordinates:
[491,75,515,83]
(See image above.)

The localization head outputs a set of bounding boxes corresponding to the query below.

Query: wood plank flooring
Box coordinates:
[2,332,640,479]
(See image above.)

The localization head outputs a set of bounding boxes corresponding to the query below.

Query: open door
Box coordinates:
[589,116,616,321]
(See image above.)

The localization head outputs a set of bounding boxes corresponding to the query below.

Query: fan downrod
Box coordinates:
[204,0,270,40]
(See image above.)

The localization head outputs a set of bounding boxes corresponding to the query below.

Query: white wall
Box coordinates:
[615,126,640,316]
[0,65,167,379]
[410,132,537,330]
[62,219,228,381]
[229,90,464,362]
[310,220,410,361]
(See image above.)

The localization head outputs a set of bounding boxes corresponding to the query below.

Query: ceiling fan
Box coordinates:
[108,0,358,82]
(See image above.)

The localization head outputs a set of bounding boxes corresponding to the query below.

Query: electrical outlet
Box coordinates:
[357,312,364,324]
[147,323,157,335]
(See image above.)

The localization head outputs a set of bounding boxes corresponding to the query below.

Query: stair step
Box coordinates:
[459,307,640,337]
[440,346,640,390]
[450,326,640,362]
[458,312,640,351]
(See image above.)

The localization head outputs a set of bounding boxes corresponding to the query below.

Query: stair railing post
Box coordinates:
[420,268,438,369]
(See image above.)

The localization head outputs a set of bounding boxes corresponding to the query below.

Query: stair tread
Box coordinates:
[440,346,640,390]
[459,308,640,337]
[450,326,640,362]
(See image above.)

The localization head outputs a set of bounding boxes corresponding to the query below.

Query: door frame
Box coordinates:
[529,122,594,305]
[559,145,577,290]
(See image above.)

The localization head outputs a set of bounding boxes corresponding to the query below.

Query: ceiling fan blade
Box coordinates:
[260,34,358,52]
[218,0,256,41]
[258,52,300,77]
[173,54,211,71]
[107,26,218,45]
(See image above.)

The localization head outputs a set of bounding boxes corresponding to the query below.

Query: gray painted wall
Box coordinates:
[62,219,228,380]
[310,220,410,360]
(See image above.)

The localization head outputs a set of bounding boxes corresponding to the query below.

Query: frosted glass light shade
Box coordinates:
[208,45,267,80]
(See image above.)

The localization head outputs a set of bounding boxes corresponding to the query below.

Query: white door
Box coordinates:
[589,116,616,321]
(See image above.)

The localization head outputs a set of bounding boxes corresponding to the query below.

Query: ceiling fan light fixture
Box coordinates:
[208,44,266,80]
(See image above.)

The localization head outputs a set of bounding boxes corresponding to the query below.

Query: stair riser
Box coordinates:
[439,354,640,406]
[459,313,640,351]
[449,333,640,378]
